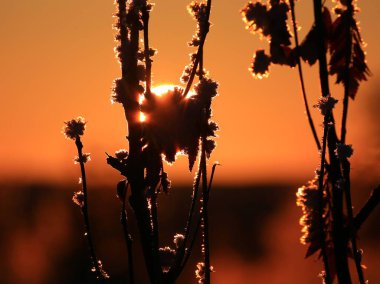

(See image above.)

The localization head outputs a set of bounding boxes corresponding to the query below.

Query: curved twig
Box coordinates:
[289,0,321,150]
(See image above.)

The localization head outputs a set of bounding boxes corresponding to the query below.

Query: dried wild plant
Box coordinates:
[242,0,379,283]
[63,1,218,283]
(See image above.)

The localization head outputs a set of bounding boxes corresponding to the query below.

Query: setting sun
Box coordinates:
[139,112,146,122]
[151,84,177,96]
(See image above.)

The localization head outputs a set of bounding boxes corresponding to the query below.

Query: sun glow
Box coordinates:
[152,84,177,96]
[139,84,196,122]
[139,112,146,122]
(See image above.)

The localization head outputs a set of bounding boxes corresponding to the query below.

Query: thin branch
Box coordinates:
[180,163,218,273]
[142,6,152,98]
[289,0,321,150]
[342,159,365,284]
[339,2,365,282]
[354,186,380,231]
[316,119,332,284]
[75,137,107,283]
[168,162,202,279]
[200,138,211,284]
[208,163,219,191]
[120,182,135,284]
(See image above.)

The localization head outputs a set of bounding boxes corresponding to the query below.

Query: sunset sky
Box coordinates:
[0,0,379,186]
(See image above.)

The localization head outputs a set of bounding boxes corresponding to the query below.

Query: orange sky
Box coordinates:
[0,0,379,186]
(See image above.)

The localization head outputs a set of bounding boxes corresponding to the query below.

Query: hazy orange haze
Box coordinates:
[0,0,379,186]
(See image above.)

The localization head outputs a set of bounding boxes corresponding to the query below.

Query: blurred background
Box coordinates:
[0,0,379,283]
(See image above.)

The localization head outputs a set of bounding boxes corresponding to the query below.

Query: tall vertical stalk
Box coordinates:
[340,1,366,283]
[120,182,135,284]
[316,121,332,284]
[116,1,161,282]
[75,137,107,283]
[142,6,152,98]
[312,1,352,283]
[289,0,321,151]
[200,141,211,284]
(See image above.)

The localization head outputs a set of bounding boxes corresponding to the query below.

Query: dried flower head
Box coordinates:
[111,78,128,104]
[241,1,269,36]
[91,260,109,279]
[173,233,185,249]
[194,78,218,102]
[74,153,91,164]
[242,0,291,43]
[195,262,214,284]
[188,1,209,46]
[296,177,324,257]
[250,49,271,78]
[242,0,295,73]
[72,191,84,207]
[314,96,338,116]
[142,84,218,171]
[335,143,353,159]
[115,149,129,160]
[159,246,176,272]
[188,1,207,22]
[63,117,86,139]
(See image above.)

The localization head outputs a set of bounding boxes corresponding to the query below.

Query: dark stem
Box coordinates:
[340,3,354,145]
[208,163,219,191]
[151,192,160,268]
[117,0,129,78]
[75,137,106,283]
[198,33,211,281]
[121,183,135,284]
[117,1,161,282]
[167,163,202,280]
[340,2,365,283]
[312,1,330,98]
[316,119,332,284]
[180,163,218,274]
[354,186,380,230]
[341,159,365,284]
[200,138,211,284]
[289,0,321,150]
[327,122,352,284]
[142,7,152,98]
[313,1,353,282]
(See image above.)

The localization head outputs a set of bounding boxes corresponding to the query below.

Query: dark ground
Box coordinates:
[0,183,378,284]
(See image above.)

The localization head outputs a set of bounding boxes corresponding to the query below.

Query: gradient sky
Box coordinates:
[0,0,379,186]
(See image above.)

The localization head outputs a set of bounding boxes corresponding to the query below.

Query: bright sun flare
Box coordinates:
[152,84,177,96]
[139,84,176,123]
[139,84,195,123]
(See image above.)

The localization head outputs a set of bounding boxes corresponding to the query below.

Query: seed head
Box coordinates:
[159,246,176,272]
[72,191,84,207]
[115,149,129,160]
[74,153,91,164]
[314,96,338,116]
[63,117,86,139]
[195,262,214,284]
[335,143,353,159]
[173,233,185,249]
